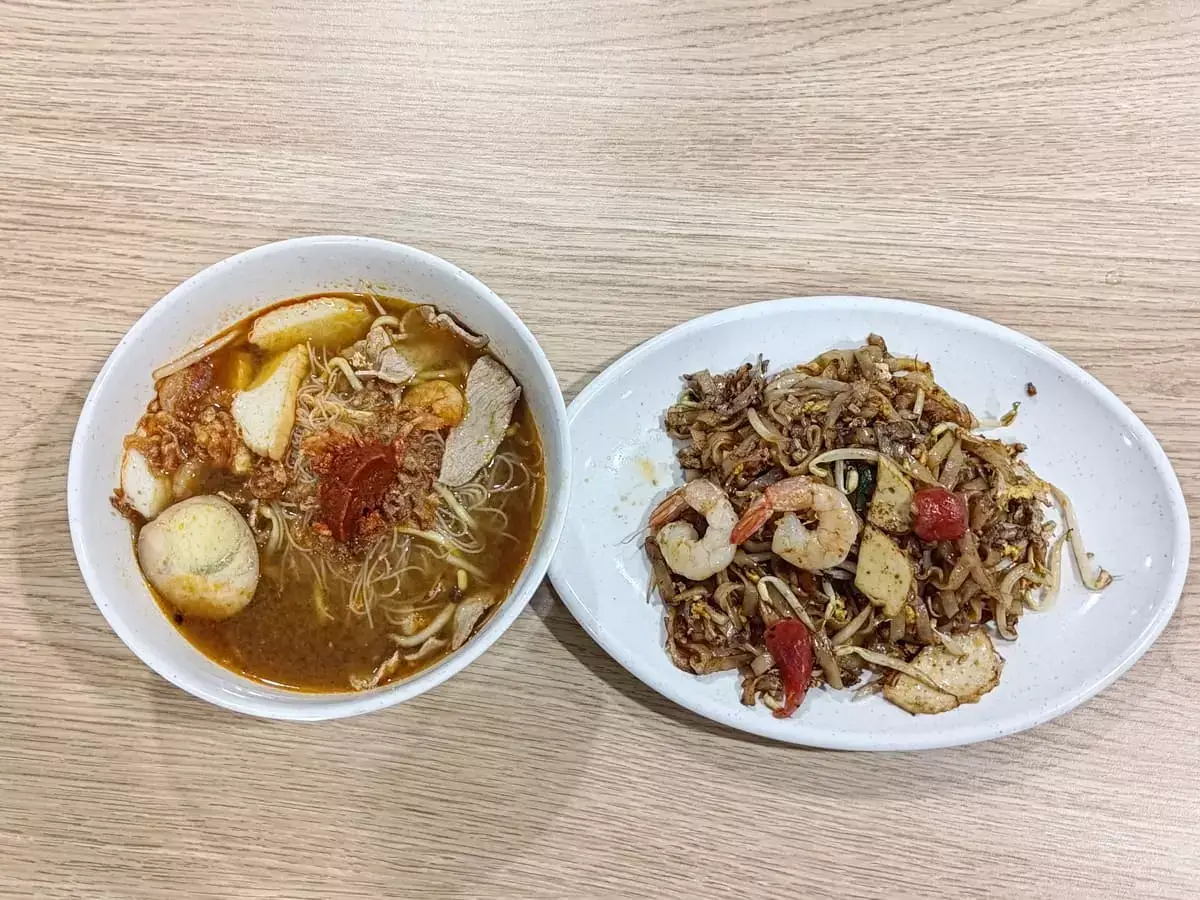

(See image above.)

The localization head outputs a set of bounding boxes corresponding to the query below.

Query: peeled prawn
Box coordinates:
[649,480,737,580]
[732,476,860,571]
[402,379,466,428]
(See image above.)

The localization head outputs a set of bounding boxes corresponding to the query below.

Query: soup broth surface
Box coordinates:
[116,292,545,691]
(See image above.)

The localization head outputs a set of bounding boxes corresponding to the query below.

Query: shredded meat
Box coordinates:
[126,409,193,475]
[109,490,146,526]
[357,510,390,542]
[246,459,289,501]
[670,359,767,429]
[126,360,238,477]
[383,431,443,528]
[157,358,219,417]
[192,408,240,469]
[922,394,973,429]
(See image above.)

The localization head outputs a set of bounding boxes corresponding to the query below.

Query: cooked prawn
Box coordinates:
[649,479,736,580]
[731,476,859,570]
[402,379,466,428]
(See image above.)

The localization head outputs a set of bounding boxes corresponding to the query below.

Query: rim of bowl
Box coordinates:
[67,235,571,720]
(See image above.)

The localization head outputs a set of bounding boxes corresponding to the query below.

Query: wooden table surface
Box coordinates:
[3,1,1199,897]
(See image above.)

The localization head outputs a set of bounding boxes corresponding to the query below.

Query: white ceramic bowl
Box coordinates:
[68,236,571,720]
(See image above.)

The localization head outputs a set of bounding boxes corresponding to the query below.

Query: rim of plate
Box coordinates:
[550,296,1190,749]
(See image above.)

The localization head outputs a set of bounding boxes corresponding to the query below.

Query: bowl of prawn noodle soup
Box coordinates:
[68,236,570,720]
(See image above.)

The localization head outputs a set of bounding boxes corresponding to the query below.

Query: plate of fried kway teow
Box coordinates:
[549,297,1189,749]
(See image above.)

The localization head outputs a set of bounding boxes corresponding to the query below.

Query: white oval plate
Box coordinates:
[549,297,1189,749]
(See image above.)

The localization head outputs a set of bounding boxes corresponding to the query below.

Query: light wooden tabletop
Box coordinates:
[3,1,1199,897]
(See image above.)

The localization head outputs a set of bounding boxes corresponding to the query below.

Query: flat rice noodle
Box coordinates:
[938,440,965,489]
[959,532,1003,601]
[750,651,775,676]
[693,370,718,397]
[868,388,902,422]
[645,538,677,602]
[937,555,971,591]
[925,430,957,473]
[913,596,935,644]
[693,652,753,674]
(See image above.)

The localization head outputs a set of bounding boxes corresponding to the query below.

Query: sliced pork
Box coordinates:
[438,356,520,486]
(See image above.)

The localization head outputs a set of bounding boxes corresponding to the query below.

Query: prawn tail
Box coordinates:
[648,490,688,530]
[731,498,772,545]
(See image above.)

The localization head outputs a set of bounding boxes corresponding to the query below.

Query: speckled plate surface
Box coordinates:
[549,297,1189,749]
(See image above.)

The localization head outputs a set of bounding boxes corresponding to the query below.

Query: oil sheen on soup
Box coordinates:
[113,292,545,691]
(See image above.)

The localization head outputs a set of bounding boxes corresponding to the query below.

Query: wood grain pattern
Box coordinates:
[2,0,1198,896]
